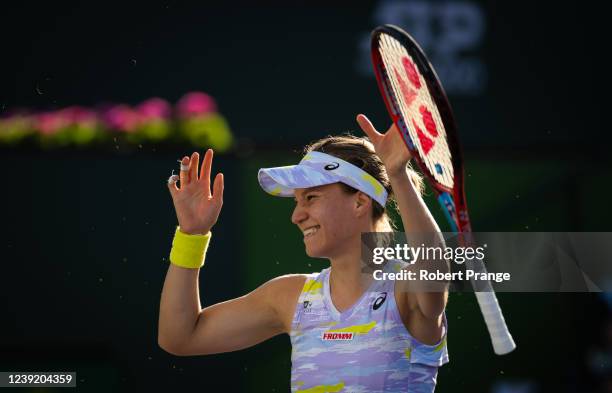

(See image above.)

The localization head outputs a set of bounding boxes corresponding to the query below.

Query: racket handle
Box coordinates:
[474,291,516,355]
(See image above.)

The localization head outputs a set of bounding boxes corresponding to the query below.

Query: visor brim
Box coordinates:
[258,165,339,197]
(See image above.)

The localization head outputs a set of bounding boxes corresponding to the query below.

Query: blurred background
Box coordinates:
[1,1,610,392]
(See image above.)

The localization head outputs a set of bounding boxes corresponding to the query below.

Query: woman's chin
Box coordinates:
[304,248,319,258]
[304,244,327,259]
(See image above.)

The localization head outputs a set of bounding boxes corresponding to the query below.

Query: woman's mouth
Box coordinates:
[303,225,320,239]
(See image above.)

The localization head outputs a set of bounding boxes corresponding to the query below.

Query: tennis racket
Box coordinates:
[370,24,516,355]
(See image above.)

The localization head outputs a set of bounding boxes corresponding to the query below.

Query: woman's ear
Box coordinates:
[354,191,372,218]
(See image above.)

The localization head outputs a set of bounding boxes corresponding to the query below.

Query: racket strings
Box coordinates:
[378,34,455,189]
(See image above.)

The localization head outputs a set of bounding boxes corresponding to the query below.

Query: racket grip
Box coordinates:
[474,291,516,355]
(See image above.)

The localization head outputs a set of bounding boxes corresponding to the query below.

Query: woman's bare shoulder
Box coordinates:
[262,274,309,333]
[265,274,309,294]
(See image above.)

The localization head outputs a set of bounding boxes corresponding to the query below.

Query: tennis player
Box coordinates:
[159,114,449,392]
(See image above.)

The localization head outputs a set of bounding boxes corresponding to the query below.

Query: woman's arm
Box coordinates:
[159,149,305,355]
[386,170,449,320]
[158,264,201,354]
[159,268,305,356]
[356,115,448,321]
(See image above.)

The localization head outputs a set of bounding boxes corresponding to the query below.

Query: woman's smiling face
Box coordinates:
[292,183,368,259]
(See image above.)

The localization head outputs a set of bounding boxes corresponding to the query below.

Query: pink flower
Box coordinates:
[138,97,171,121]
[103,105,140,132]
[61,106,98,126]
[176,92,217,118]
[37,111,68,135]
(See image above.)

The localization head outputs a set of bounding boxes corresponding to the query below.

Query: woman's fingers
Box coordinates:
[179,156,190,185]
[189,151,200,182]
[167,173,179,197]
[174,150,219,198]
[199,149,214,198]
[212,172,224,204]
[177,152,201,189]
[356,114,383,143]
[199,149,213,186]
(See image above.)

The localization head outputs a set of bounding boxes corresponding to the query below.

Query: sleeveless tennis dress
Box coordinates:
[290,260,449,393]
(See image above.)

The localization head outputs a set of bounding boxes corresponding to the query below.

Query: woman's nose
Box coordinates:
[291,204,308,225]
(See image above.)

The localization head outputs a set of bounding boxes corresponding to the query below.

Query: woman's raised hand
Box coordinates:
[356,114,412,178]
[167,149,224,235]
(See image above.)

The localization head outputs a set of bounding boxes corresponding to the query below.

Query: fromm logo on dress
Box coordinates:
[321,332,354,341]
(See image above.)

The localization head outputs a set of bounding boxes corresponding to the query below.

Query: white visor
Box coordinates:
[258,151,388,206]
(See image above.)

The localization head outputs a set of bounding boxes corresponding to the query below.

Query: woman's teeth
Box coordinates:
[303,226,320,238]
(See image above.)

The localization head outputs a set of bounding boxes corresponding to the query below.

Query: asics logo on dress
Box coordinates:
[372,292,387,311]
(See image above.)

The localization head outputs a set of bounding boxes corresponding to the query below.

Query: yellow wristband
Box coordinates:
[169,227,212,269]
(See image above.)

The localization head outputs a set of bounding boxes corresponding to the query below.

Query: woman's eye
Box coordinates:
[306,195,317,201]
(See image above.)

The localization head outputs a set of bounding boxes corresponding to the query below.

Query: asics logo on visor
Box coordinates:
[324,162,340,170]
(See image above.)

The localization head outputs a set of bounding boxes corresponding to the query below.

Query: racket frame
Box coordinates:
[371,24,471,233]
[370,24,516,355]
